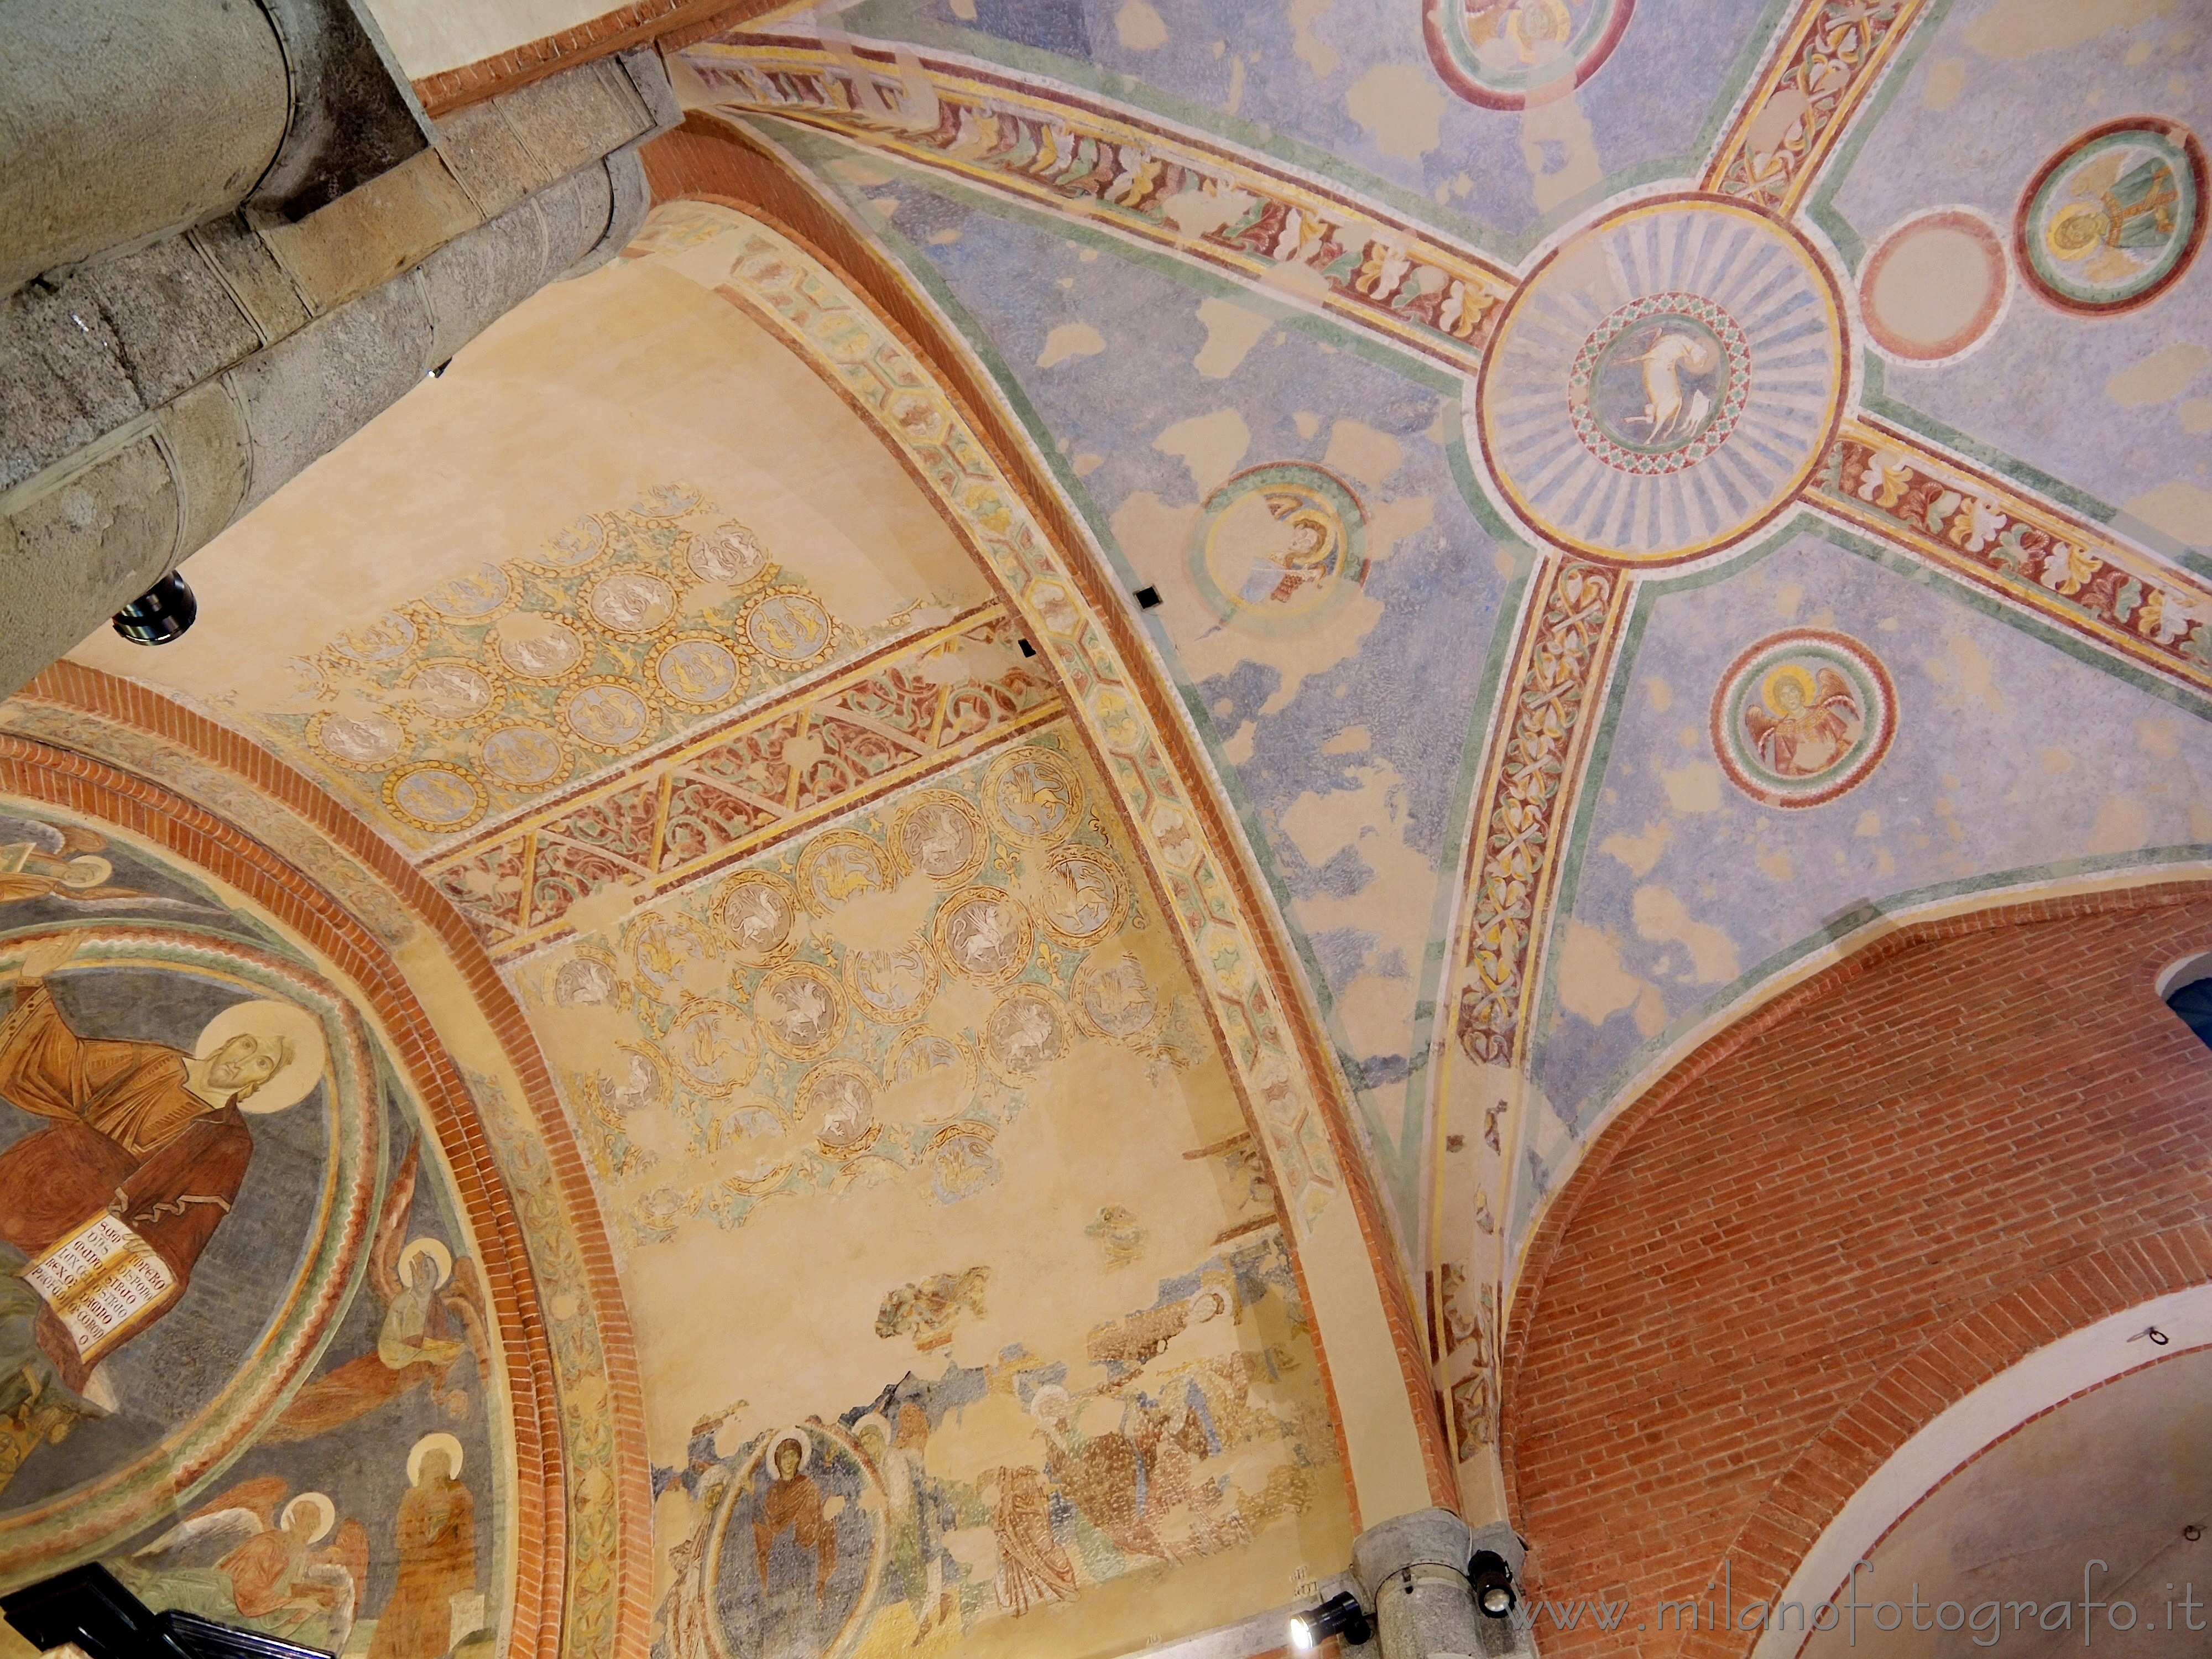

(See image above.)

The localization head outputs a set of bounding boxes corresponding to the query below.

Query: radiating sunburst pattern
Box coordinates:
[1474,198,1846,565]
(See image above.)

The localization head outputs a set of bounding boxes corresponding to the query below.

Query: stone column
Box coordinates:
[1354,1510,1536,1659]
[0,0,432,297]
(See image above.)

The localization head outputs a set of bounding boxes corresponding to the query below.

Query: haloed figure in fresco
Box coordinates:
[0,933,325,1487]
[1743,665,1863,780]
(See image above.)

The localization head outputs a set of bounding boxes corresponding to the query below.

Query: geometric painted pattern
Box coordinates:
[426,606,1059,957]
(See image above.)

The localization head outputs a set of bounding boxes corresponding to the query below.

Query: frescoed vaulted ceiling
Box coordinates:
[8,1,2212,1657]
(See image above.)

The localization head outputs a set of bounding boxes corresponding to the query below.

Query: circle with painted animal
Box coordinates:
[1474,196,1845,566]
[983,745,1084,847]
[587,570,678,636]
[715,870,800,964]
[311,711,405,770]
[650,635,745,709]
[687,520,772,587]
[844,937,939,1025]
[1037,848,1127,947]
[794,830,891,915]
[982,988,1069,1082]
[478,724,567,790]
[664,998,762,1094]
[559,679,655,751]
[891,790,988,884]
[933,888,1034,985]
[739,590,836,668]
[384,763,487,832]
[1187,463,1369,637]
[753,961,846,1059]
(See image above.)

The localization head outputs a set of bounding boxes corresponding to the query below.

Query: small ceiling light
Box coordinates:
[1288,1592,1370,1650]
[1469,1549,1517,1620]
[111,573,197,646]
[2185,1525,2203,1543]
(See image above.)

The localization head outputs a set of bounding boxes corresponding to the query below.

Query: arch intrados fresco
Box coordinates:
[0,660,652,1659]
[1498,875,2212,1656]
[636,117,1458,1521]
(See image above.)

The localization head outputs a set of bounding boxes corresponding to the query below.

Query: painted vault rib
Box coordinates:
[678,36,1517,375]
[1703,0,1934,214]
[1811,418,2212,702]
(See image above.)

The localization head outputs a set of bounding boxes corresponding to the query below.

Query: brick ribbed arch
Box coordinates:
[1501,880,2212,1656]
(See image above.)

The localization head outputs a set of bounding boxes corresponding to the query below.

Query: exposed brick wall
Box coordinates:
[1503,883,2212,1656]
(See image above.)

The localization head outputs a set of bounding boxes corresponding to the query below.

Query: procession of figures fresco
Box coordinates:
[651,1234,1336,1659]
[0,805,502,1659]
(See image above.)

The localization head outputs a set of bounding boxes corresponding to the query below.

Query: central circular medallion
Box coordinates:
[1474,196,1846,566]
[1569,293,1749,471]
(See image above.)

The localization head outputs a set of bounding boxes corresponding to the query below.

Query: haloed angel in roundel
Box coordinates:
[1743,663,1863,780]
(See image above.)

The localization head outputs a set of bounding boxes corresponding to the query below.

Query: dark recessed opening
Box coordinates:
[1018,638,1036,658]
[1133,585,1162,609]
[2168,975,2212,1050]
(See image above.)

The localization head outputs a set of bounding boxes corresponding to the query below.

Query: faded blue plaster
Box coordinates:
[838,0,1777,243]
[823,168,1515,1234]
[1826,0,2212,531]
[1530,526,2212,1147]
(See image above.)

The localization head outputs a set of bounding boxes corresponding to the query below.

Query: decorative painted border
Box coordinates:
[1703,0,1931,215]
[0,669,654,1659]
[1420,0,1637,111]
[423,604,1061,958]
[2012,116,2209,319]
[1808,417,2212,698]
[677,38,1517,375]
[1453,555,1635,1066]
[1707,626,1898,808]
[1857,208,2007,361]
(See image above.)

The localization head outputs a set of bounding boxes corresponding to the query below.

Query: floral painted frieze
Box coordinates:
[1705,0,1929,215]
[1454,556,1632,1066]
[1812,421,2212,700]
[681,39,1516,377]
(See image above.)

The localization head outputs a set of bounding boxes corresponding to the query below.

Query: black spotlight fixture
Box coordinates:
[111,572,197,645]
[1469,1548,1518,1620]
[1288,1590,1371,1650]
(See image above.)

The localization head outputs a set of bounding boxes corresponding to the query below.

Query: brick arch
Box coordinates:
[1500,879,2212,1657]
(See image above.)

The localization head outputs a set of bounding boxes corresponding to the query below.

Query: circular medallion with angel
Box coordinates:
[1709,630,1897,808]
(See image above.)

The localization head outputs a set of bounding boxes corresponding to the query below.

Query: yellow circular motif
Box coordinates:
[383,764,486,833]
[983,745,1084,848]
[843,937,938,1025]
[650,634,747,711]
[885,1027,977,1120]
[662,998,762,1096]
[740,589,837,669]
[891,790,988,885]
[801,1061,880,1158]
[478,725,568,790]
[795,831,891,916]
[753,961,846,1060]
[932,888,1034,985]
[586,569,679,637]
[559,677,656,752]
[311,711,405,771]
[982,988,1069,1083]
[714,870,801,965]
[1037,848,1128,948]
